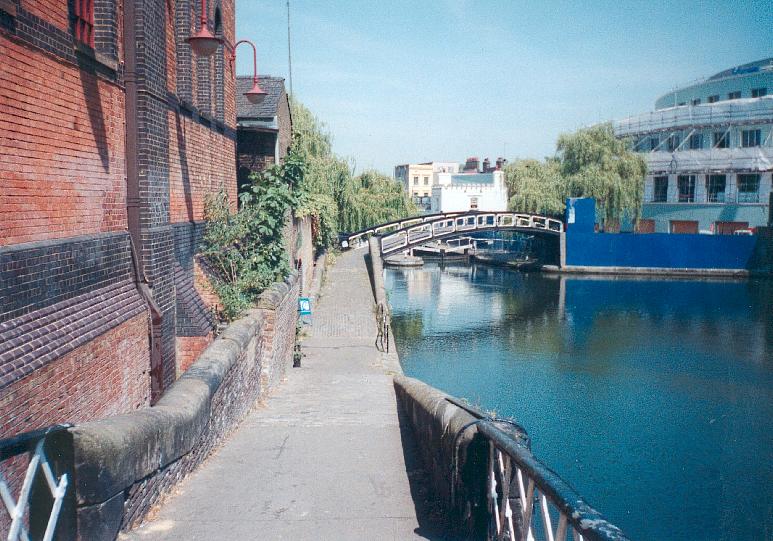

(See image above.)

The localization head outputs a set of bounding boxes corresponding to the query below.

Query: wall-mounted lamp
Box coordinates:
[187,0,221,56]
[231,40,267,105]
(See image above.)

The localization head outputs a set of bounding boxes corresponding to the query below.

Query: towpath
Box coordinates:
[122,249,441,540]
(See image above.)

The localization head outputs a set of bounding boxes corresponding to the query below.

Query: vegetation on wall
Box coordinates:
[504,123,646,226]
[290,98,417,247]
[200,157,300,321]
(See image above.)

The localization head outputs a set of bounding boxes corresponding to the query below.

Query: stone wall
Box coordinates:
[393,375,490,539]
[69,271,299,540]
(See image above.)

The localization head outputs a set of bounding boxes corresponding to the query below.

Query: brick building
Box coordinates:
[236,75,292,189]
[0,0,238,440]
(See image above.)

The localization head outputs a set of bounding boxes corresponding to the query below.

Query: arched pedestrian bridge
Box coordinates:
[341,211,564,255]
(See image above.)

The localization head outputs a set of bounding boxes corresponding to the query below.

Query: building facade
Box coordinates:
[236,75,292,189]
[0,0,237,442]
[614,58,772,234]
[430,171,508,213]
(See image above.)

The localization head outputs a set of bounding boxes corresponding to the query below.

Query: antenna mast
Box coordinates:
[287,0,293,96]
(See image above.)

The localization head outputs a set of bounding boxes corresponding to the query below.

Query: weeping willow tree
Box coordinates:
[290,98,416,246]
[504,158,565,216]
[505,123,645,227]
[557,123,646,226]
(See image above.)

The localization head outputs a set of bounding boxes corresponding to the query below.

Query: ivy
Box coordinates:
[200,160,298,321]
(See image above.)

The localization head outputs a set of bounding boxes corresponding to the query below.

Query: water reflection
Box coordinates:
[386,263,773,541]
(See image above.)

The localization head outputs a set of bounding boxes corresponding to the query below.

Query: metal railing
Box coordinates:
[375,302,390,353]
[448,398,629,541]
[1,425,71,541]
[378,212,563,255]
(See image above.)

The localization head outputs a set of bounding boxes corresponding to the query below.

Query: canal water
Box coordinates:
[385,263,773,541]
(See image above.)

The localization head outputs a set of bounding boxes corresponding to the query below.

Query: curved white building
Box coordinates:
[614,58,772,233]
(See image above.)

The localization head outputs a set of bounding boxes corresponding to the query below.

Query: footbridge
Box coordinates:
[341,211,564,255]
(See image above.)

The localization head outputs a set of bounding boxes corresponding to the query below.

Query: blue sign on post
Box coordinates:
[299,297,312,315]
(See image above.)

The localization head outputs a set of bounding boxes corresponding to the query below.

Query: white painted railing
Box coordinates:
[1,426,70,541]
[376,212,563,255]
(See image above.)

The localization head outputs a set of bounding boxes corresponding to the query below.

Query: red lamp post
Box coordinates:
[187,0,221,56]
[231,40,267,105]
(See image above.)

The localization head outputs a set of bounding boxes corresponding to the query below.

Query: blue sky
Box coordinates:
[236,1,772,174]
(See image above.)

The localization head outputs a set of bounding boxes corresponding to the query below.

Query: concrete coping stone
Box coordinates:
[69,277,290,507]
[256,270,298,310]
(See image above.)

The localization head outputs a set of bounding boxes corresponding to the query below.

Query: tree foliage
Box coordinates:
[505,123,646,226]
[290,98,417,247]
[503,158,565,216]
[557,123,646,224]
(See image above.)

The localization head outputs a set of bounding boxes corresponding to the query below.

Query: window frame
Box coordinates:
[73,0,95,48]
[741,129,761,148]
[653,176,669,202]
[677,175,696,203]
[727,91,741,100]
[688,132,703,150]
[751,87,767,98]
[713,131,729,149]
[707,95,719,103]
[706,175,726,203]
[737,174,760,203]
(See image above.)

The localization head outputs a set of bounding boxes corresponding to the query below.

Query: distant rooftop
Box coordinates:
[707,58,773,81]
[236,76,287,119]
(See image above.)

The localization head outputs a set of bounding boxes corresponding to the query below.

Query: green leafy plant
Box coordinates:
[201,161,298,321]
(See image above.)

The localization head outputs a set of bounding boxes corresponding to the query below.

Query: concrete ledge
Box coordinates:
[393,375,488,538]
[552,265,750,277]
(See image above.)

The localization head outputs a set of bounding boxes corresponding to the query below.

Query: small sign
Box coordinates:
[299,297,312,315]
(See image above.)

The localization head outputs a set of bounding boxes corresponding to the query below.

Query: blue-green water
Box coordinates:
[385,263,773,541]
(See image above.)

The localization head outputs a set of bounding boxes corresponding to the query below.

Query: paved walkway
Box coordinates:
[122,249,442,541]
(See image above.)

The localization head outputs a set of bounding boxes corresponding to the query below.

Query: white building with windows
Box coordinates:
[613,58,772,233]
[394,162,461,210]
[430,171,508,213]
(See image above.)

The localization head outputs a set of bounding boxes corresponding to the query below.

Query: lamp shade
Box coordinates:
[244,80,268,105]
[187,26,221,57]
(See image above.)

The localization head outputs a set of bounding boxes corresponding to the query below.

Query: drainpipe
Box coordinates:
[124,0,165,403]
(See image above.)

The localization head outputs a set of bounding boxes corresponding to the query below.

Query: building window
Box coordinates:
[741,129,761,148]
[649,136,660,151]
[653,176,668,202]
[688,133,703,150]
[713,131,729,149]
[737,174,760,203]
[423,176,429,185]
[469,197,479,210]
[708,95,719,103]
[666,134,680,152]
[727,91,741,100]
[677,175,695,202]
[413,176,419,185]
[706,175,726,202]
[74,0,95,47]
[677,102,686,107]
[691,98,701,106]
[751,87,767,98]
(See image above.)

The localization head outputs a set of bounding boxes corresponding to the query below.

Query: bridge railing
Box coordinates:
[376,212,564,255]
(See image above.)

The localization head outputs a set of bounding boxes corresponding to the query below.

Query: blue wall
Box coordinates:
[565,198,758,270]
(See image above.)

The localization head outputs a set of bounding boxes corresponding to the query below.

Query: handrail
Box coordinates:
[477,420,629,541]
[1,424,72,541]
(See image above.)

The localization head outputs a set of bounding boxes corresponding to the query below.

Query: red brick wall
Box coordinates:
[0,35,127,245]
[0,313,150,440]
[168,110,237,222]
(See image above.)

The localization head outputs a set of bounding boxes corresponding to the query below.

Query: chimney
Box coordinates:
[463,156,480,173]
[495,157,504,170]
[482,158,491,173]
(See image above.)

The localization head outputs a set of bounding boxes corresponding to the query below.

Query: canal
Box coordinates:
[385,263,773,541]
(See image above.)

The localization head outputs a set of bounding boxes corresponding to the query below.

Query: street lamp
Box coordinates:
[187,0,221,57]
[231,40,267,105]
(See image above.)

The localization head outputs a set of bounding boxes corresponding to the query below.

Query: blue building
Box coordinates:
[614,58,772,234]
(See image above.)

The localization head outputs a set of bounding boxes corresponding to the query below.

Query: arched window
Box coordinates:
[214,5,225,122]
